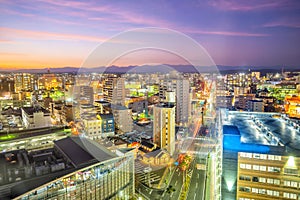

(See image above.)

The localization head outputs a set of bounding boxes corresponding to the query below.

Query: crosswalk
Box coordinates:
[135,162,161,185]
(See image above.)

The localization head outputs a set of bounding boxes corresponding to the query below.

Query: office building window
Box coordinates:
[253,165,259,170]
[260,165,266,171]
[259,177,266,183]
[274,156,281,161]
[252,188,259,193]
[239,187,251,192]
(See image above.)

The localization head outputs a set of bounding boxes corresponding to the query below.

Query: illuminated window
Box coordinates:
[274,179,280,185]
[274,156,281,161]
[259,177,266,183]
[267,178,274,184]
[252,188,259,193]
[253,165,259,170]
[259,189,266,194]
[260,154,267,160]
[260,166,266,171]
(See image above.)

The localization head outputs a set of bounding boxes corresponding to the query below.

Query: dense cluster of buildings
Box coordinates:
[0,68,299,199]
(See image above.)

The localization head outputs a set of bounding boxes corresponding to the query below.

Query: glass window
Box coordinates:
[268,155,274,160]
[274,179,280,185]
[259,189,266,194]
[267,190,273,196]
[259,177,266,183]
[274,156,281,161]
[267,178,274,184]
[252,188,259,193]
[284,180,291,187]
[260,166,266,171]
[253,153,260,159]
[260,154,267,159]
[253,165,259,170]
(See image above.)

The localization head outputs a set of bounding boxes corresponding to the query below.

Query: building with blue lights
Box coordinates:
[222,125,300,200]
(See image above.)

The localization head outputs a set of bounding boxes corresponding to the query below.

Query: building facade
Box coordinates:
[14,144,135,200]
[153,104,175,155]
[237,152,300,200]
[21,106,51,128]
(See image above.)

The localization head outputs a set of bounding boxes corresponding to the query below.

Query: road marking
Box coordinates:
[197,173,199,179]
[149,189,153,195]
[196,182,198,189]
[194,193,197,200]
[175,180,178,186]
[176,168,179,172]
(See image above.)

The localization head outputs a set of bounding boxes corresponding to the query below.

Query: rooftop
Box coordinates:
[54,137,116,167]
[223,125,240,136]
[22,106,50,115]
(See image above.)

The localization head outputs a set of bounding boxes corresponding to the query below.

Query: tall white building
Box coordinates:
[176,79,190,125]
[159,78,190,125]
[103,76,125,106]
[153,104,175,155]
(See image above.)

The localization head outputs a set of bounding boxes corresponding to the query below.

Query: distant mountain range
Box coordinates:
[0,65,299,75]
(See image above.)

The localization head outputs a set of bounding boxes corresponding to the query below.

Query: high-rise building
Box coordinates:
[14,73,34,92]
[153,104,175,155]
[159,78,190,125]
[237,152,300,200]
[80,85,94,105]
[176,79,190,125]
[103,76,125,106]
[221,125,300,200]
[0,77,14,93]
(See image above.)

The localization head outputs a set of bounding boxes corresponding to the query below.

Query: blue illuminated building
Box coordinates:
[221,125,284,200]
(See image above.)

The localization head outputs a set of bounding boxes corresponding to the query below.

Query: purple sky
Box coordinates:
[1,0,300,69]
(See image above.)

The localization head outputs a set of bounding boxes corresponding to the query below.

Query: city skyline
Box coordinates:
[1,0,300,69]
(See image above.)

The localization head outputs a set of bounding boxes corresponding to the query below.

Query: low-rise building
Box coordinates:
[247,99,264,112]
[21,106,51,128]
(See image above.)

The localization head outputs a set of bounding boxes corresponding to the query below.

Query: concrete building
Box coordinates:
[103,76,125,106]
[112,105,133,134]
[237,152,300,200]
[82,113,114,139]
[247,99,264,112]
[153,104,175,155]
[14,73,35,92]
[285,96,300,119]
[176,79,190,125]
[216,95,234,109]
[221,125,300,200]
[236,94,255,110]
[12,137,135,200]
[79,85,94,105]
[159,78,190,125]
[21,106,51,128]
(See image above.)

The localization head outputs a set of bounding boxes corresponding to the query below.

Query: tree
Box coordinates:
[166,185,176,199]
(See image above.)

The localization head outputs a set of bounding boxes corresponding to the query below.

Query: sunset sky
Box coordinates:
[1,0,300,69]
